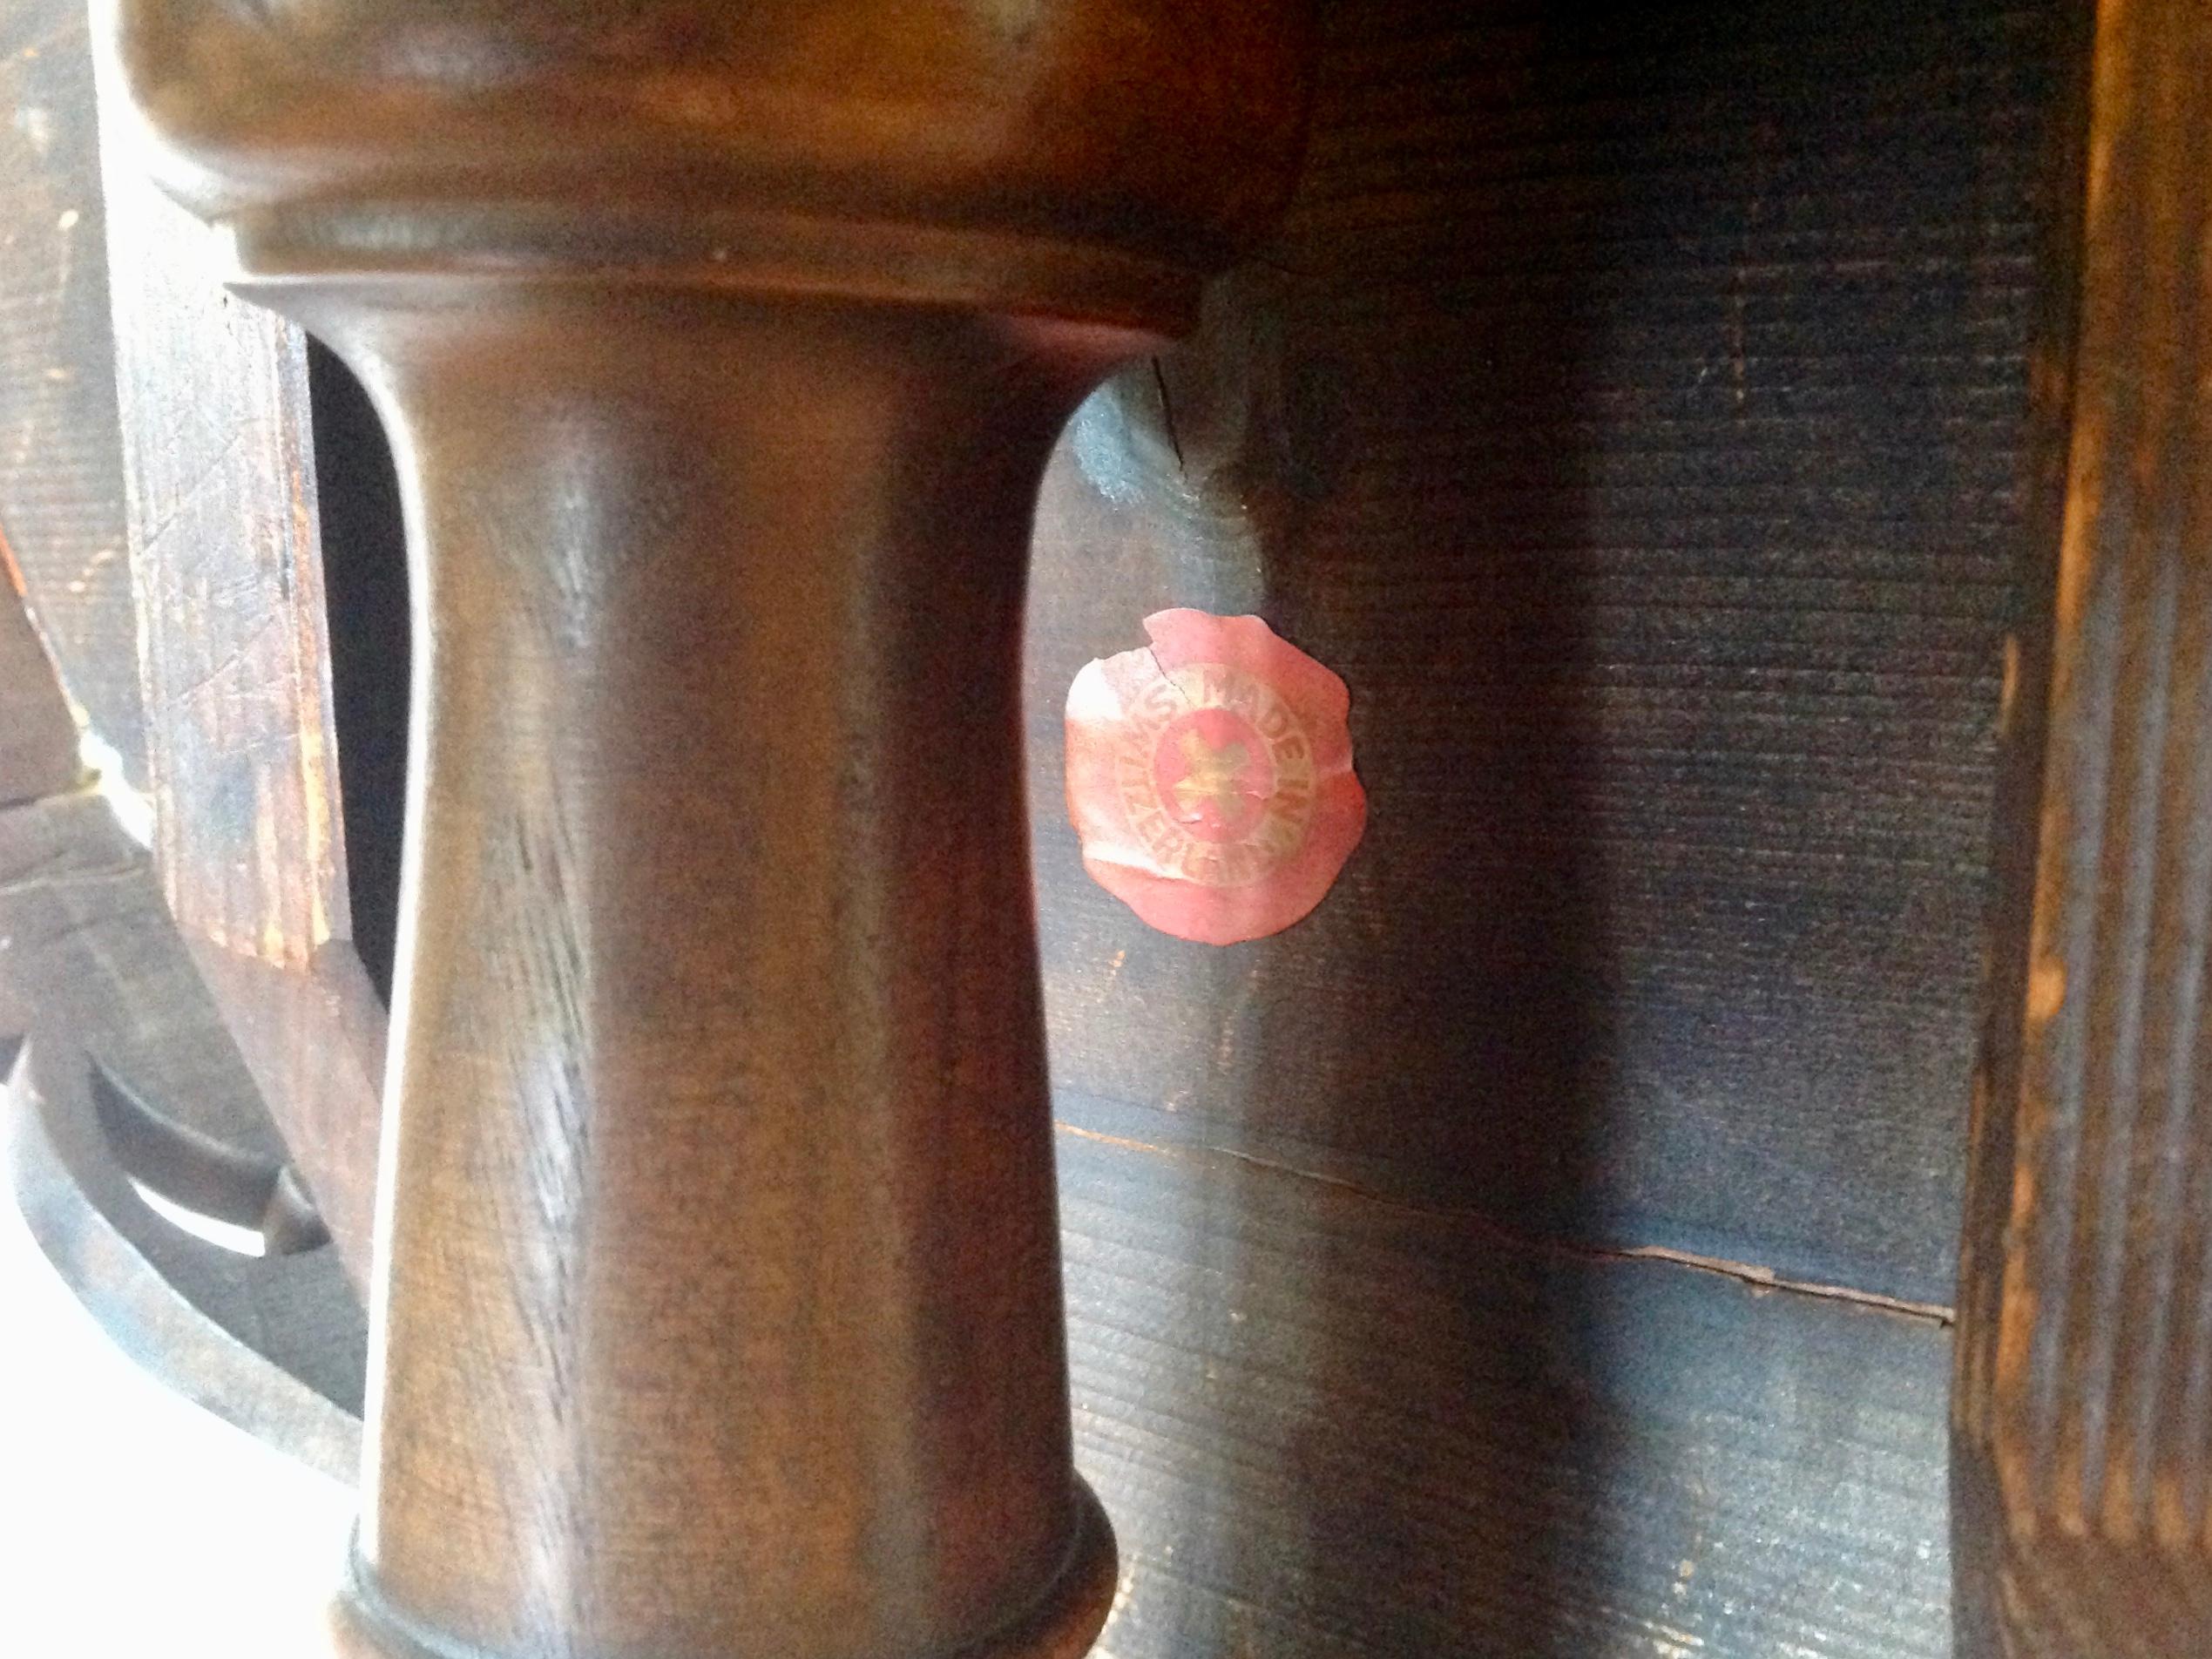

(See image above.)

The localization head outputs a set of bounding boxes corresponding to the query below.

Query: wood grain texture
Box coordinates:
[2,783,1959,1659]
[1025,0,2072,1310]
[1953,1,2212,1653]
[41,3,2101,1656]
[90,51,388,1282]
[301,294,1133,1659]
[1059,1122,1952,1659]
[103,5,1317,1659]
[95,146,342,972]
[82,0,2071,1309]
[0,789,365,1448]
[0,0,143,782]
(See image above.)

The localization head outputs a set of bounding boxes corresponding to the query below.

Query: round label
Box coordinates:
[1065,611,1364,945]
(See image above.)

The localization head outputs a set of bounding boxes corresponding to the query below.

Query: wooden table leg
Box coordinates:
[308,293,1133,1659]
[98,4,1311,1656]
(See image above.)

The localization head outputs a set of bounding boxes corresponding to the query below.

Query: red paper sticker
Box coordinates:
[1065,610,1365,945]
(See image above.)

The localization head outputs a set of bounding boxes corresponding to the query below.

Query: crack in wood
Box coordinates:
[1055,1120,1958,1326]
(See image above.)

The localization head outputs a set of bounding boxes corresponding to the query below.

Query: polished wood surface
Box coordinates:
[316,293,1138,1659]
[112,0,1310,326]
[17,0,2212,1654]
[104,3,1313,1658]
[1953,0,2212,1652]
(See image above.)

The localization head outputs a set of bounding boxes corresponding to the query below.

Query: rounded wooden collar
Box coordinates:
[106,0,1313,329]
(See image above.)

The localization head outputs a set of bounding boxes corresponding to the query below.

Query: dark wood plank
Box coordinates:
[37,8,2046,1658]
[1025,0,2075,1309]
[69,0,2076,1316]
[94,131,342,973]
[0,803,1958,1659]
[87,47,384,1283]
[0,791,261,1131]
[7,1043,363,1484]
[0,785,1958,1656]
[0,0,144,782]
[1059,1124,1953,1659]
[0,789,366,1442]
[1953,1,2212,1652]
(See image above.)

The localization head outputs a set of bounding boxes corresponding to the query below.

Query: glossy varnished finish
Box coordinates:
[315,294,1137,1659]
[1953,0,2212,1653]
[105,3,1310,1657]
[109,0,1311,329]
[68,0,2212,1653]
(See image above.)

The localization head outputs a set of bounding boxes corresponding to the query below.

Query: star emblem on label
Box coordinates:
[1065,609,1365,944]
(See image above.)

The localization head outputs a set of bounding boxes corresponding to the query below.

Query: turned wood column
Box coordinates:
[100,5,1311,1657]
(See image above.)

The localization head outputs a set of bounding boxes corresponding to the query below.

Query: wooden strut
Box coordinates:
[98,4,1313,1658]
[1953,0,2212,1654]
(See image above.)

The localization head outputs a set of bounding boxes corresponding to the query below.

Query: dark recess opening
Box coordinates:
[308,340,409,1006]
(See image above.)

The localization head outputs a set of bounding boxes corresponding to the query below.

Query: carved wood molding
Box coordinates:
[1954,0,2212,1652]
